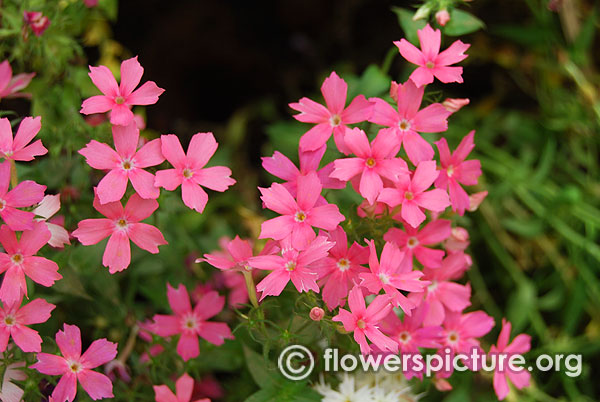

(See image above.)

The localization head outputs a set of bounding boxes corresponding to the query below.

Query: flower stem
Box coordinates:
[243,270,259,309]
[9,160,17,188]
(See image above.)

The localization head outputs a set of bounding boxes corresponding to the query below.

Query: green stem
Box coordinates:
[9,160,17,188]
[243,270,259,309]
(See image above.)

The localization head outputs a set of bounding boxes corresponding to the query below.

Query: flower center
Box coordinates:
[446,165,455,177]
[116,218,128,230]
[398,119,411,131]
[243,264,252,272]
[404,191,414,201]
[285,261,297,272]
[3,315,15,326]
[115,96,126,105]
[365,157,376,168]
[356,319,366,329]
[407,237,419,248]
[447,331,459,344]
[183,316,198,331]
[336,258,350,272]
[121,159,134,171]
[10,254,23,265]
[294,211,307,222]
[182,168,194,179]
[426,61,435,69]
[398,331,411,344]
[378,273,390,284]
[330,114,342,127]
[68,361,82,373]
[428,280,438,293]
[0,199,5,212]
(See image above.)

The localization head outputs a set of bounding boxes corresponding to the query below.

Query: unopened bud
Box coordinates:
[468,191,488,212]
[442,98,470,113]
[436,9,451,26]
[310,307,325,321]
[413,4,432,21]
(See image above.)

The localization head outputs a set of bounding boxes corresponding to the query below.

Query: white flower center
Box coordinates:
[68,360,83,373]
[336,258,351,272]
[182,315,198,331]
[398,331,412,344]
[330,114,342,127]
[294,211,307,222]
[398,119,411,131]
[365,157,376,168]
[428,280,438,293]
[426,61,435,69]
[115,218,128,230]
[378,273,390,284]
[3,315,15,326]
[121,159,134,171]
[447,331,459,344]
[0,199,5,211]
[10,254,23,265]
[285,261,297,272]
[407,237,419,248]
[447,165,455,177]
[182,168,194,179]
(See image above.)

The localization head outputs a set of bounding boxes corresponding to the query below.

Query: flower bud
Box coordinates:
[435,9,451,26]
[413,4,432,21]
[468,191,488,212]
[442,98,470,113]
[310,307,325,321]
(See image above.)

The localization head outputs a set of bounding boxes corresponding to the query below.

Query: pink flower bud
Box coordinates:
[309,307,325,321]
[444,227,470,253]
[442,98,470,113]
[468,191,488,212]
[389,81,400,103]
[433,377,453,391]
[435,9,451,26]
[23,11,50,37]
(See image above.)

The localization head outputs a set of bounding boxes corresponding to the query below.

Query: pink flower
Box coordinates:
[330,128,408,204]
[30,324,118,402]
[84,0,99,7]
[23,11,50,37]
[0,160,46,231]
[394,24,470,87]
[434,130,482,215]
[0,294,55,352]
[250,236,333,300]
[0,362,27,402]
[258,171,344,250]
[443,226,470,253]
[0,116,48,161]
[290,71,374,154]
[79,122,164,204]
[152,284,234,362]
[435,9,451,26]
[199,236,278,273]
[262,145,345,199]
[359,240,428,314]
[32,194,70,248]
[378,161,450,228]
[419,252,472,326]
[309,307,325,321]
[0,222,61,304]
[332,285,398,355]
[368,80,450,165]
[154,373,209,402]
[490,319,532,400]
[440,310,494,355]
[80,56,165,126]
[72,193,167,273]
[314,226,369,310]
[0,61,35,100]
[384,219,451,269]
[155,133,235,213]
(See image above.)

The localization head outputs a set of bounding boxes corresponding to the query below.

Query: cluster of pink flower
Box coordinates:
[200,25,530,400]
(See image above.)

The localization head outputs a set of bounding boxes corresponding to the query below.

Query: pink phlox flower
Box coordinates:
[368,80,451,165]
[79,122,164,204]
[152,284,234,362]
[330,128,409,205]
[0,361,27,402]
[262,144,345,203]
[490,319,532,400]
[0,116,48,161]
[356,199,388,219]
[0,61,35,100]
[199,235,279,272]
[155,133,235,213]
[33,194,70,248]
[443,226,470,253]
[80,56,165,126]
[290,71,374,154]
[258,170,344,250]
[419,252,472,326]
[439,310,494,369]
[434,130,482,215]
[313,226,369,310]
[72,192,167,273]
[31,324,118,401]
[359,240,428,315]
[250,235,333,300]
[154,373,209,402]
[0,160,46,231]
[380,303,442,379]
[394,24,470,87]
[23,11,50,37]
[378,160,450,228]
[0,293,55,353]
[0,222,61,304]
[332,285,398,355]
[384,218,451,269]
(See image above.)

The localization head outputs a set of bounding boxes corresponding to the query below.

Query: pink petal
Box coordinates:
[175,373,194,402]
[19,222,51,255]
[109,104,135,126]
[88,65,118,97]
[435,40,470,66]
[22,256,61,287]
[152,314,181,337]
[30,353,68,375]
[193,166,235,192]
[411,161,439,194]
[160,135,187,169]
[415,189,450,212]
[403,131,434,166]
[153,385,178,402]
[177,332,199,361]
[414,247,444,268]
[259,215,295,241]
[81,339,118,369]
[51,372,78,402]
[321,71,347,114]
[256,270,291,300]
[0,119,13,153]
[409,67,435,88]
[299,123,332,152]
[112,122,139,159]
[347,285,366,315]
[0,61,11,91]
[262,151,299,181]
[341,95,373,124]
[505,334,532,355]
[5,180,45,207]
[291,223,316,250]
[72,218,114,245]
[46,222,70,248]
[188,132,218,169]
[448,179,470,215]
[9,140,47,162]
[343,127,371,159]
[259,183,297,215]
[16,298,55,325]
[493,372,509,400]
[330,158,364,181]
[10,325,42,352]
[32,194,60,219]
[434,137,452,167]
[371,128,401,159]
[127,81,165,105]
[92,193,124,219]
[401,200,426,228]
[119,56,143,96]
[13,116,41,151]
[154,169,182,191]
[300,145,326,173]
[78,369,114,400]
[197,321,233,346]
[396,80,424,120]
[359,168,383,205]
[417,24,441,60]
[307,204,344,230]
[80,95,113,115]
[368,97,399,127]
[433,66,464,84]
[129,169,160,199]
[413,104,450,133]
[166,283,192,315]
[56,324,82,359]
[103,232,131,273]
[394,39,425,66]
[194,291,225,320]
[133,138,164,168]
[418,219,452,244]
[0,207,32,233]
[128,223,166,253]
[79,140,120,170]
[297,171,322,211]
[96,169,128,204]
[181,180,209,213]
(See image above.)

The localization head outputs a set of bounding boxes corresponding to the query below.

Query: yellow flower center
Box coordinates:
[404,191,414,201]
[365,157,376,168]
[182,168,194,179]
[330,114,342,127]
[447,331,459,344]
[407,237,419,248]
[285,261,297,272]
[11,254,23,265]
[4,316,15,326]
[398,119,411,131]
[426,61,435,69]
[294,211,306,222]
[336,258,350,272]
[116,218,128,229]
[356,319,366,329]
[446,165,455,177]
[398,331,411,344]
[115,96,126,105]
[122,159,133,170]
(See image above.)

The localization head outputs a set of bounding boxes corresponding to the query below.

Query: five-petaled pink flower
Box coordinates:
[250,235,333,300]
[0,116,48,161]
[153,373,210,402]
[258,171,344,250]
[290,71,374,154]
[359,240,428,314]
[0,60,35,100]
[0,222,61,304]
[23,11,50,37]
[490,319,532,400]
[378,160,450,228]
[152,284,234,362]
[31,324,118,402]
[368,80,451,165]
[72,192,167,273]
[332,285,398,355]
[0,294,55,353]
[155,133,235,213]
[79,122,165,204]
[330,128,409,205]
[434,130,482,215]
[394,24,470,87]
[0,160,46,231]
[80,56,165,126]
[199,235,279,272]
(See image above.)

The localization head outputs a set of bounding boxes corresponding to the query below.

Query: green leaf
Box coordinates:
[347,64,390,99]
[391,7,426,45]
[443,9,485,36]
[243,346,281,389]
[506,281,536,332]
